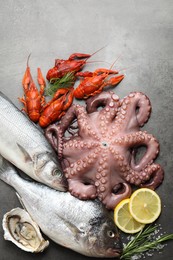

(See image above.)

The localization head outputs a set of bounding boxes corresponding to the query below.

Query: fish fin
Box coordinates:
[17,143,33,162]
[16,192,27,210]
[65,221,80,236]
[17,169,34,182]
[58,215,82,241]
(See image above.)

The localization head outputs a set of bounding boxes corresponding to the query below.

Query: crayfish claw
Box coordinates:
[68,53,91,60]
[37,68,46,87]
[22,66,32,90]
[105,74,124,86]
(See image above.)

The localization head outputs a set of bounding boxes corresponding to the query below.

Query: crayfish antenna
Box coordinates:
[27,53,32,67]
[90,45,108,58]
[22,54,33,89]
[118,65,136,74]
[86,60,111,65]
[85,45,122,69]
[100,54,123,78]
[109,54,123,70]
[84,45,108,62]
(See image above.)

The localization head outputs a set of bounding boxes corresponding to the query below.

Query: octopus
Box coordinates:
[45,91,164,210]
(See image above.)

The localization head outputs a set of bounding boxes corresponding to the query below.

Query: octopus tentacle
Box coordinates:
[68,178,97,199]
[124,163,163,187]
[128,131,160,172]
[102,183,132,210]
[111,131,160,171]
[64,151,99,200]
[57,104,79,133]
[111,131,160,173]
[115,92,151,132]
[63,140,100,159]
[45,125,63,159]
[60,104,100,140]
[140,164,164,190]
[45,104,79,155]
[75,106,98,138]
[86,91,120,122]
[64,147,100,178]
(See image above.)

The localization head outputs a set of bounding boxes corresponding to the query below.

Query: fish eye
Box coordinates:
[107,230,115,238]
[52,169,62,177]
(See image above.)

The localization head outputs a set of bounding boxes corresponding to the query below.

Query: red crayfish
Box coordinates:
[73,68,124,99]
[39,87,74,128]
[19,57,74,127]
[19,58,46,122]
[46,47,106,81]
[46,53,90,81]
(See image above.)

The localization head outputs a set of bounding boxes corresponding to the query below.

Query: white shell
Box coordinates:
[2,207,49,253]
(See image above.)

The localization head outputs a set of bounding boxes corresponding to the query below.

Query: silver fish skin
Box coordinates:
[0,91,67,191]
[0,156,122,258]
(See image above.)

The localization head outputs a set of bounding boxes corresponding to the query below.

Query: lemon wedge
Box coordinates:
[129,188,161,224]
[114,198,145,234]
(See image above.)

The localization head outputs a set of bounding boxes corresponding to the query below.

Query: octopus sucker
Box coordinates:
[46,91,164,210]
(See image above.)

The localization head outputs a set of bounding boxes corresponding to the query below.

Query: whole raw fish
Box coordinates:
[0,91,66,191]
[0,155,122,258]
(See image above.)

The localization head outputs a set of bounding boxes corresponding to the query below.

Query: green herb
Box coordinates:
[121,224,173,259]
[45,72,76,97]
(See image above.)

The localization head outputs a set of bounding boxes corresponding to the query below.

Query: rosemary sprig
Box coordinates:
[45,72,76,97]
[121,224,173,259]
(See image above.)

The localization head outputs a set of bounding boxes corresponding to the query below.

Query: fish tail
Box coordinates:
[0,154,18,185]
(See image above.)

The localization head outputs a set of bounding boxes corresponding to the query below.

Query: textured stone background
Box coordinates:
[0,0,173,259]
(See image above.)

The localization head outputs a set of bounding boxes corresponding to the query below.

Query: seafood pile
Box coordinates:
[0,91,123,257]
[0,50,164,258]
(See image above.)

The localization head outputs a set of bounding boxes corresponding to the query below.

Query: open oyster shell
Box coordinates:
[2,207,49,253]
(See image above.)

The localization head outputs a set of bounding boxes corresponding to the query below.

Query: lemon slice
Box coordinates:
[129,188,161,224]
[114,199,145,234]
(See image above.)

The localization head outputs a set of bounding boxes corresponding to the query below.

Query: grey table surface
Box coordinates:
[0,0,173,259]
